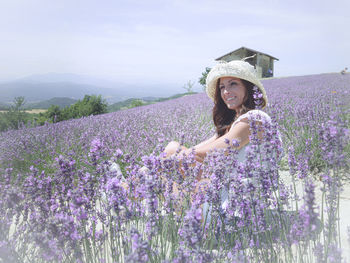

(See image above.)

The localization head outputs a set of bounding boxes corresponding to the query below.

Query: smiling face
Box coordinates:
[219,77,247,111]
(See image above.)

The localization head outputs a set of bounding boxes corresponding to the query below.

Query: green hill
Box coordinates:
[107,92,197,112]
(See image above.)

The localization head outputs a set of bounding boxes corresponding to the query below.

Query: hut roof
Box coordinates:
[215,46,279,61]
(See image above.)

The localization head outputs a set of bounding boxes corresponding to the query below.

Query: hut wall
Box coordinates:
[269,59,274,72]
[256,65,263,78]
[258,55,271,77]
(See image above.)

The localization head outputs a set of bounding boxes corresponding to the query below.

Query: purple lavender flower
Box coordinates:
[326,244,343,263]
[125,228,152,263]
[0,72,349,262]
[290,179,320,241]
[178,200,203,248]
[105,176,130,214]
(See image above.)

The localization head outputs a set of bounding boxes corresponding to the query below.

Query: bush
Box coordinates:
[61,95,108,120]
[129,99,145,108]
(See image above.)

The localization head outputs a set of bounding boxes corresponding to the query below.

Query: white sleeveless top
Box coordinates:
[203,110,283,221]
[228,109,277,163]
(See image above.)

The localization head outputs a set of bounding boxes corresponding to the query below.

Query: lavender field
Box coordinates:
[0,73,349,263]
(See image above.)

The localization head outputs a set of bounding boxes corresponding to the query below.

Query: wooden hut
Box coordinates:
[215,47,279,78]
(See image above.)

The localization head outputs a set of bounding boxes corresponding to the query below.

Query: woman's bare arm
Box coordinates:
[192,134,217,149]
[182,118,251,162]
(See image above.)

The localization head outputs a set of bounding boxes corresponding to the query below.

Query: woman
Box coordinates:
[163,60,282,223]
[164,59,273,167]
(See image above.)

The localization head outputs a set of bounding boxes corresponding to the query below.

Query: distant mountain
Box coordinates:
[0,73,182,104]
[141,96,160,102]
[0,81,129,104]
[26,97,77,109]
[16,72,120,87]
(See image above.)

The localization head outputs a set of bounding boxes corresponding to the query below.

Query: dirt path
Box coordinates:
[279,171,350,261]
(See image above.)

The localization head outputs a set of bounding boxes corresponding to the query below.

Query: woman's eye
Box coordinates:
[230,82,237,86]
[219,86,225,90]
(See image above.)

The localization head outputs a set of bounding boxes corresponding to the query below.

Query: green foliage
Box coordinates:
[108,98,140,112]
[107,98,145,111]
[45,95,108,122]
[199,67,211,90]
[129,99,145,108]
[0,96,31,132]
[182,80,195,93]
[0,95,108,131]
[0,103,9,110]
[61,95,108,120]
[154,92,196,102]
[46,105,63,123]
[0,113,9,132]
[33,112,49,126]
[108,93,197,112]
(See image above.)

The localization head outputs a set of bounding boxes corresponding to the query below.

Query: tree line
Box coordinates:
[0,95,107,132]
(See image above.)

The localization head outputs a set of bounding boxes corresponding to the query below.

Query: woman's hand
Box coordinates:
[179,148,204,163]
[164,141,188,158]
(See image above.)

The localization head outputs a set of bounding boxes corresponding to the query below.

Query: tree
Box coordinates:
[0,96,29,131]
[84,95,108,115]
[46,105,62,123]
[13,97,26,110]
[129,99,144,108]
[0,113,9,131]
[7,97,27,129]
[199,67,211,90]
[59,94,108,120]
[183,80,195,93]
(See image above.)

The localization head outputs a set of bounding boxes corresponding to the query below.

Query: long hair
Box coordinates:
[212,78,264,137]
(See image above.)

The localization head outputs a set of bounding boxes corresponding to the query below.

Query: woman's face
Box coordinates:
[219,77,247,111]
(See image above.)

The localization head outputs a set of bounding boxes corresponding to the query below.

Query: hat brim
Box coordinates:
[205,61,268,108]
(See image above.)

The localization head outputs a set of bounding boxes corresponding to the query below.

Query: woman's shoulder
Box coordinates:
[238,109,271,123]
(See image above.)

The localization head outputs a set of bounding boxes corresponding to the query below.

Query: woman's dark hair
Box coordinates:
[213,78,265,137]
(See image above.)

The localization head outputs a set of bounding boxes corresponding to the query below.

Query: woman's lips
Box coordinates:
[226,96,236,102]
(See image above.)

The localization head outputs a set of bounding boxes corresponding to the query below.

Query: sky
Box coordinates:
[0,0,349,92]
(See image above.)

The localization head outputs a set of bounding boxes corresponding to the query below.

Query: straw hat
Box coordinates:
[206,60,267,107]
